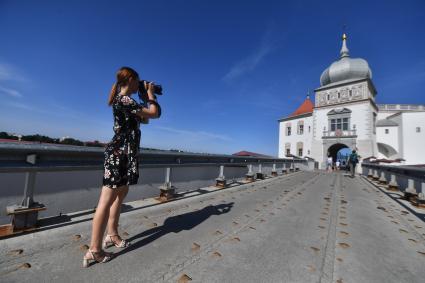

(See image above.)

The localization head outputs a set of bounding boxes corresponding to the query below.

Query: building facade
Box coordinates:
[278,34,425,168]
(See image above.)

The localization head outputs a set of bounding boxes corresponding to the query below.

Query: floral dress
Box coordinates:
[103,95,142,189]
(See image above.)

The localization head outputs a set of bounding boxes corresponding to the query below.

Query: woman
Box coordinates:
[83,66,160,267]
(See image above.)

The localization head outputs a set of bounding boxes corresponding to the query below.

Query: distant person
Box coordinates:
[83,67,161,267]
[327,156,333,172]
[348,150,360,177]
[335,160,340,171]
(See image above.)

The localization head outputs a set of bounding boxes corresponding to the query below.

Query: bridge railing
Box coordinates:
[0,142,310,235]
[361,162,425,206]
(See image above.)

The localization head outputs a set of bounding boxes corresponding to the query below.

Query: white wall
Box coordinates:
[400,112,425,165]
[315,81,374,107]
[313,101,376,141]
[310,99,377,168]
[278,115,313,158]
[376,125,399,159]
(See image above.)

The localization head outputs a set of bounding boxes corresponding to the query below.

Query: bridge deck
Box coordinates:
[1,171,425,282]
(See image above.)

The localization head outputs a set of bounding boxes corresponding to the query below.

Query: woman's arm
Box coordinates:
[136,82,160,119]
[137,104,158,119]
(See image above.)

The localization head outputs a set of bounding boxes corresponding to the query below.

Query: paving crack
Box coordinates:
[319,173,340,283]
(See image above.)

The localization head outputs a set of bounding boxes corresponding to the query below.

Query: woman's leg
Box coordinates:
[89,186,119,251]
[107,185,129,237]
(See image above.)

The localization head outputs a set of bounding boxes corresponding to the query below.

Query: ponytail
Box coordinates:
[108,83,118,106]
[108,66,139,106]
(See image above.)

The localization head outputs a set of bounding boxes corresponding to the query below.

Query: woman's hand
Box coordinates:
[144,81,156,100]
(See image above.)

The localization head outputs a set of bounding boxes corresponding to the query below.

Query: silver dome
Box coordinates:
[320,34,372,86]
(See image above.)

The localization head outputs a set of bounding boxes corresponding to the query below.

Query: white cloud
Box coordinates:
[4,101,32,110]
[154,126,233,142]
[0,63,28,82]
[0,85,22,98]
[0,62,29,99]
[223,30,275,82]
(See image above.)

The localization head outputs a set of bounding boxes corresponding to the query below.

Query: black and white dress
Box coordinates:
[103,95,142,189]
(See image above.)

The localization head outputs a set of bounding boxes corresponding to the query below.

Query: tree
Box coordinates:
[60,138,84,146]
[22,134,55,143]
[85,140,105,147]
[0,132,18,140]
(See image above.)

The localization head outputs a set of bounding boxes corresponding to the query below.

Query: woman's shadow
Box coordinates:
[114,202,234,257]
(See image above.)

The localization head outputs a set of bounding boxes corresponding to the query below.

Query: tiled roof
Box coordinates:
[232,151,274,158]
[290,97,314,117]
[376,119,398,127]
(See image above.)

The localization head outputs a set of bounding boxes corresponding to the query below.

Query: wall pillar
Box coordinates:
[388,174,399,191]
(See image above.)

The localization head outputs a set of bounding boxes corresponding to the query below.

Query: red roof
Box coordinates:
[232,151,274,158]
[290,96,314,117]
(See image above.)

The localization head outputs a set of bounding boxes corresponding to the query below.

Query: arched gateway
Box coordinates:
[322,137,356,167]
[327,143,352,167]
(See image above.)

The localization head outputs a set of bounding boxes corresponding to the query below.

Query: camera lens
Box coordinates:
[139,80,162,95]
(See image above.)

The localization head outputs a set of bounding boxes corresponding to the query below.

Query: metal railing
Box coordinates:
[361,162,425,202]
[0,142,309,232]
[377,104,425,111]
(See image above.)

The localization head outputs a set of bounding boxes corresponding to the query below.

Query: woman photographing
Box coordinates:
[83,66,160,267]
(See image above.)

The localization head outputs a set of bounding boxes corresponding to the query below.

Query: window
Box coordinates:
[331,119,336,131]
[373,113,377,134]
[343,118,348,130]
[297,121,304,135]
[296,142,303,157]
[327,94,330,100]
[299,125,304,135]
[417,127,421,133]
[330,118,349,131]
[308,126,311,133]
[385,129,389,134]
[287,127,291,136]
[285,143,291,156]
[307,150,310,155]
[327,108,352,134]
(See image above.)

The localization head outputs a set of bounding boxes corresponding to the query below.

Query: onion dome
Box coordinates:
[320,34,372,86]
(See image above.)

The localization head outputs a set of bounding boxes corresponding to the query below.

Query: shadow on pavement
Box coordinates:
[114,202,234,257]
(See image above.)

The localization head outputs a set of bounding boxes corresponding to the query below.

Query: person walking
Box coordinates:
[83,67,160,267]
[327,156,333,172]
[348,149,360,178]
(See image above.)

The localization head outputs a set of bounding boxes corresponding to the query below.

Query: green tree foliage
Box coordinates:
[0,132,18,140]
[85,140,105,147]
[60,138,84,146]
[22,134,57,143]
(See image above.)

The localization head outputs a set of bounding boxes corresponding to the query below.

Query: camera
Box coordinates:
[137,80,163,123]
[139,80,163,96]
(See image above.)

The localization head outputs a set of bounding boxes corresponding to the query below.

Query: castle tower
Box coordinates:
[310,34,378,167]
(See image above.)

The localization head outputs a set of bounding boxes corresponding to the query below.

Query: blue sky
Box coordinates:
[0,0,424,156]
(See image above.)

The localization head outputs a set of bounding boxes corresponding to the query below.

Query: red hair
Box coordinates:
[108,66,139,106]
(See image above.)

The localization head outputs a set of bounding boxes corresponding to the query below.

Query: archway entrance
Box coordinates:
[327,143,351,166]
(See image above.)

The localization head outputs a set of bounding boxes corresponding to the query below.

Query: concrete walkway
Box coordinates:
[1,171,425,283]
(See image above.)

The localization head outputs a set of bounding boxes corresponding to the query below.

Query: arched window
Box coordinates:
[285,122,292,136]
[297,120,304,135]
[285,143,291,156]
[296,142,303,157]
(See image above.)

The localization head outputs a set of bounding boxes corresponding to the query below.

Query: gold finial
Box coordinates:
[342,33,347,40]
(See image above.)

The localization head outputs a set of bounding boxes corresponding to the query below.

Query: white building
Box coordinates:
[278,34,425,168]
